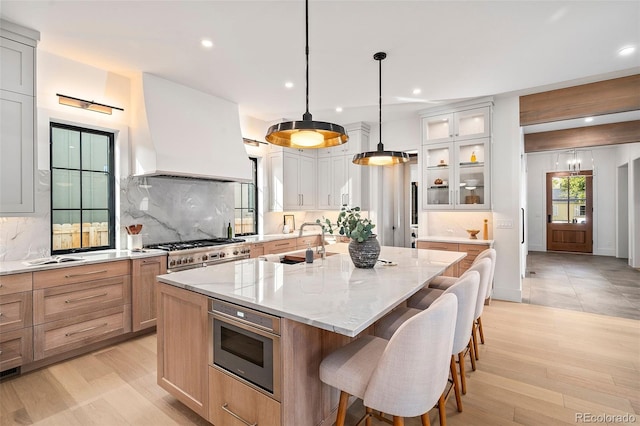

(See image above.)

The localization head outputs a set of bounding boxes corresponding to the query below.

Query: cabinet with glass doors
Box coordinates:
[422,138,491,210]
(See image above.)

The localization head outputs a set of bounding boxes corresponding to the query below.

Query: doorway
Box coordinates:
[546,171,593,253]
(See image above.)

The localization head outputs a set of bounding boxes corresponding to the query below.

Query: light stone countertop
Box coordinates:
[241,231,323,243]
[156,243,466,337]
[416,236,495,245]
[0,249,167,275]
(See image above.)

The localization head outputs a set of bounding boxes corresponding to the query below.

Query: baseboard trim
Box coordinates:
[492,287,522,303]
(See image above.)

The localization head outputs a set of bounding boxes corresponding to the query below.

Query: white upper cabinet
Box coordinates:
[420,100,492,211]
[0,20,39,214]
[268,147,317,211]
[422,106,491,144]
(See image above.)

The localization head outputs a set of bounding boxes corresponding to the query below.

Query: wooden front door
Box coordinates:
[546,172,593,253]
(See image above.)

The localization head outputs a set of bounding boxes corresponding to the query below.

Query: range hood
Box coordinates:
[130,73,252,182]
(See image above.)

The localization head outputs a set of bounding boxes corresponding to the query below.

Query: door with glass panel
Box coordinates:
[546,172,593,253]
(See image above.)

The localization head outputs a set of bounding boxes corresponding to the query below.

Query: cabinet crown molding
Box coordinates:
[419,97,494,117]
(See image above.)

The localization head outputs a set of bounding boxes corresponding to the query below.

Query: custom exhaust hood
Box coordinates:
[130,73,252,182]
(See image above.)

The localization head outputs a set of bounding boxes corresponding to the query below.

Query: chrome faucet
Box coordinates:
[299,222,326,259]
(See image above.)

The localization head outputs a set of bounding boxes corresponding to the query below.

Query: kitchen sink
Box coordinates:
[262,251,338,264]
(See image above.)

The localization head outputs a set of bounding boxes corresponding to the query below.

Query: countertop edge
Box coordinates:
[0,249,167,275]
[416,236,495,245]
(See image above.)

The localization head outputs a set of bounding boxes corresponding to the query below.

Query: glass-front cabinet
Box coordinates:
[422,106,491,143]
[422,138,491,210]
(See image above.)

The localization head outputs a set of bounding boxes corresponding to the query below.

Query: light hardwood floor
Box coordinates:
[1,301,638,425]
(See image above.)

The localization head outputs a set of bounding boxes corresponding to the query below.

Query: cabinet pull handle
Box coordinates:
[65,292,108,304]
[65,322,108,337]
[221,403,257,426]
[64,269,108,278]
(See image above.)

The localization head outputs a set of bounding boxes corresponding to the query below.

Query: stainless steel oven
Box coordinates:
[208,299,281,401]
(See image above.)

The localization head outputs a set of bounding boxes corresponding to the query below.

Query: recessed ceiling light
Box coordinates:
[335,107,343,113]
[284,81,294,89]
[618,46,636,56]
[584,117,594,123]
[201,39,214,48]
[412,88,421,95]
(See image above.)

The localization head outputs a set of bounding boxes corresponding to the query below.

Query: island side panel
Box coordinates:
[156,283,209,419]
[281,317,374,426]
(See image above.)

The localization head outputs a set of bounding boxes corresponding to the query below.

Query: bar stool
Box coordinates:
[375,272,479,412]
[319,294,458,426]
[409,258,491,367]
[430,248,496,344]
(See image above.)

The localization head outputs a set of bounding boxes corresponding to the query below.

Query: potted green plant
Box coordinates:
[316,206,380,268]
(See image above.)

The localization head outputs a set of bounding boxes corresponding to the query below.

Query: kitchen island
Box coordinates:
[155,244,465,426]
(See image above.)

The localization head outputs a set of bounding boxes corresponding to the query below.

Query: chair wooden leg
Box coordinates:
[421,413,431,426]
[365,407,372,426]
[468,339,477,371]
[438,394,447,426]
[458,351,467,395]
[336,391,349,426]
[393,416,404,426]
[450,356,463,412]
[477,316,485,344]
[472,322,480,361]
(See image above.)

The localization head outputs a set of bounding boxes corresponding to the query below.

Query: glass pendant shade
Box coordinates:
[353,51,408,166]
[265,0,348,149]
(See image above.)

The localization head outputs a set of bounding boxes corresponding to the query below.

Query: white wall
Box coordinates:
[526,145,638,256]
[490,95,523,302]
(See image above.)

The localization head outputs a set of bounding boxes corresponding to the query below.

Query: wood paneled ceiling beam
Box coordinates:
[520,74,640,126]
[524,120,640,153]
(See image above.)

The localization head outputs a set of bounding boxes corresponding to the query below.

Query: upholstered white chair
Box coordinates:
[319,294,458,426]
[375,271,479,412]
[408,258,491,367]
[430,248,496,304]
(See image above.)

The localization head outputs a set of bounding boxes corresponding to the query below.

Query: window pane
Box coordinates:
[52,210,81,251]
[82,171,109,209]
[82,132,109,172]
[84,211,110,248]
[52,169,81,209]
[51,127,80,169]
[247,184,256,210]
[235,183,242,208]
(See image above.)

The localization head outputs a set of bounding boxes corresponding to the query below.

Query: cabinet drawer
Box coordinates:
[34,305,131,360]
[208,366,281,426]
[458,243,489,259]
[0,327,33,371]
[34,276,131,325]
[0,291,32,333]
[0,272,33,295]
[417,241,459,252]
[33,260,130,289]
[458,259,475,275]
[264,239,296,254]
[297,235,320,248]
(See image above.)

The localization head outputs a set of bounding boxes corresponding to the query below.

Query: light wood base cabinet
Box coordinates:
[416,241,490,276]
[209,366,281,426]
[157,282,208,418]
[0,327,32,371]
[132,256,166,332]
[33,305,130,360]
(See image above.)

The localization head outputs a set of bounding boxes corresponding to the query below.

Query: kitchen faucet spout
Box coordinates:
[299,222,326,259]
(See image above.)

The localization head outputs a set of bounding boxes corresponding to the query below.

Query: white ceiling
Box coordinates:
[1,1,639,125]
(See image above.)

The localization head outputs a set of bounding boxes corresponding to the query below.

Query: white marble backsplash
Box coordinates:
[0,171,51,261]
[0,173,235,261]
[120,176,235,246]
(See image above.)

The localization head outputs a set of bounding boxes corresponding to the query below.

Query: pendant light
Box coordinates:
[353,52,409,166]
[265,0,348,149]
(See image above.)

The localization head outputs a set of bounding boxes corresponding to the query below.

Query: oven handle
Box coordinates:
[210,311,280,338]
[221,403,257,426]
